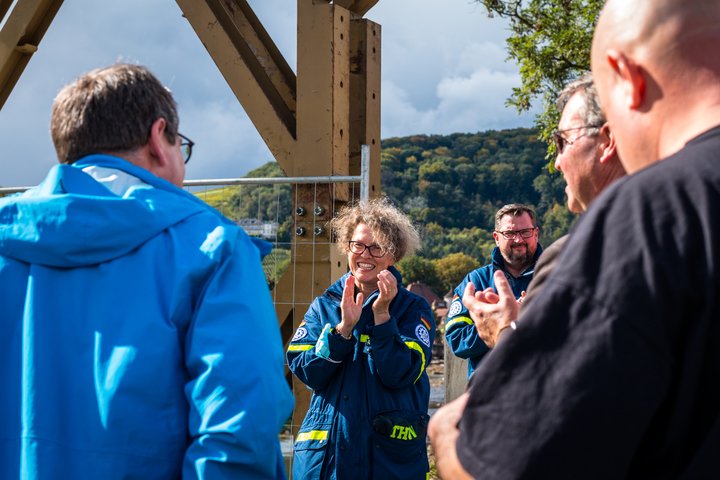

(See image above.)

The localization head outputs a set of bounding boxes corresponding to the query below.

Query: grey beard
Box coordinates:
[503,247,533,271]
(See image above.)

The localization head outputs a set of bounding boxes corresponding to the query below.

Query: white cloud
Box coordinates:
[452,41,516,77]
[434,68,535,130]
[0,0,539,188]
[381,67,538,138]
[182,101,273,180]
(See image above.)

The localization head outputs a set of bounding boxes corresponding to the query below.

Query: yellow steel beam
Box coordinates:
[349,16,381,197]
[1,1,15,20]
[0,0,63,110]
[295,1,350,177]
[176,0,297,169]
[285,0,381,438]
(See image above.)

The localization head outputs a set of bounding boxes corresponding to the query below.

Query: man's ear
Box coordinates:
[606,49,646,109]
[597,123,617,164]
[146,117,172,168]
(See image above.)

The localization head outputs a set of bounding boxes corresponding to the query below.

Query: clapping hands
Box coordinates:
[462,270,518,348]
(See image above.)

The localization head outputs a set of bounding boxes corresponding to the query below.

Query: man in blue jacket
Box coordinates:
[444,203,542,377]
[0,63,293,479]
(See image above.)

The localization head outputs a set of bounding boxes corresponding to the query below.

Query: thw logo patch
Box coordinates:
[415,325,430,347]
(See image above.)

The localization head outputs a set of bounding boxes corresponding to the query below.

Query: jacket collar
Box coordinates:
[491,243,544,277]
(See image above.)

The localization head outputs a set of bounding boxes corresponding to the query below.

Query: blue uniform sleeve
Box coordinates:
[444,274,491,360]
[183,229,294,480]
[286,300,355,392]
[371,297,436,389]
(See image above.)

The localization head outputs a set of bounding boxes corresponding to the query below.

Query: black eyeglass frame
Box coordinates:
[348,241,386,258]
[552,124,604,154]
[178,133,195,164]
[495,227,537,240]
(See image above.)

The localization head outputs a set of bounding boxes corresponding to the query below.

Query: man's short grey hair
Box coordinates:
[556,72,606,127]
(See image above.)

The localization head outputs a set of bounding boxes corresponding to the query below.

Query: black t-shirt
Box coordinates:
[458,126,720,479]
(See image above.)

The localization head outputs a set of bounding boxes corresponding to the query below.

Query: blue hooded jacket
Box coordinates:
[286,267,435,479]
[0,155,294,479]
[445,244,542,377]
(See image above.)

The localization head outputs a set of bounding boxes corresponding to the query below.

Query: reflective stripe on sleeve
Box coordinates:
[445,316,473,330]
[287,344,314,352]
[403,340,426,383]
[296,430,329,442]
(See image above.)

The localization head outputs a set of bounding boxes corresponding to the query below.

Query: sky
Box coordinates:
[0,0,539,187]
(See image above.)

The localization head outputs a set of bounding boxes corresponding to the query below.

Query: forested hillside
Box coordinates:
[381,128,574,257]
[202,127,577,293]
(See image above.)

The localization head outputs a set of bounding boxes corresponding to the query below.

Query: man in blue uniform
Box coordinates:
[444,203,542,377]
[0,64,293,479]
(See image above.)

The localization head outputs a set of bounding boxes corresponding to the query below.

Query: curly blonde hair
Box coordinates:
[328,197,421,262]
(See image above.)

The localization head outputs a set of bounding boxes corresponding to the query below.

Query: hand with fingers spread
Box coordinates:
[462,270,518,348]
[337,275,363,339]
[372,269,397,325]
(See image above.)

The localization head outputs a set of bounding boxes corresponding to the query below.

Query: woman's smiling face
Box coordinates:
[348,223,394,294]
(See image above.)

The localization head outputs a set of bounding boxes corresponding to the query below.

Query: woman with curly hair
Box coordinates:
[287,197,436,479]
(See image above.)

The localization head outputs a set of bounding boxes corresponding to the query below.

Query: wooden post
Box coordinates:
[443,338,469,403]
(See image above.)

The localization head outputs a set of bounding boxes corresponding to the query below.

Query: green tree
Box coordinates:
[540,202,577,245]
[396,255,442,295]
[228,162,291,222]
[433,253,481,295]
[478,0,604,159]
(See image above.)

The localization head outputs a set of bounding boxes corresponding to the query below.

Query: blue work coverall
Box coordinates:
[0,155,294,479]
[445,245,542,377]
[287,268,435,479]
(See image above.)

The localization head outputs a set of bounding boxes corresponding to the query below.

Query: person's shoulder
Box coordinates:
[179,211,242,239]
[173,209,262,260]
[590,139,718,226]
[550,143,710,291]
[541,235,569,260]
[471,263,495,283]
[451,264,489,292]
[618,128,720,196]
[469,263,493,277]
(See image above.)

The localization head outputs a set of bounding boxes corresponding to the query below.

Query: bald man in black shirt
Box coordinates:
[429,1,720,478]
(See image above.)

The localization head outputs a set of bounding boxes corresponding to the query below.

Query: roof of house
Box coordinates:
[406,281,441,305]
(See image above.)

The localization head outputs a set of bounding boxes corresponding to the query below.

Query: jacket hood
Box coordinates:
[0,155,236,267]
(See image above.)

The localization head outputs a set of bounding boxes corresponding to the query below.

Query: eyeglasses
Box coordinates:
[495,228,537,240]
[348,241,386,258]
[178,133,194,164]
[552,124,603,154]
